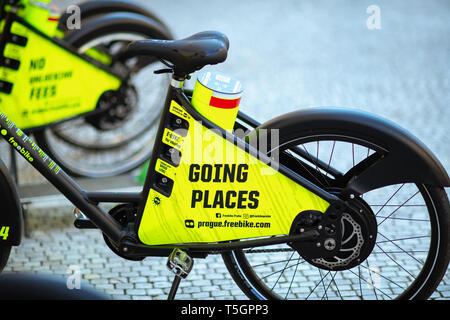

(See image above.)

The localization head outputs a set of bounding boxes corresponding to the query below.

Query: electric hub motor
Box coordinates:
[290,194,378,271]
[87,84,138,130]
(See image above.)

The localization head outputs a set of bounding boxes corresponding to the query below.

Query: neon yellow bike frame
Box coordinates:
[0,0,121,129]
[137,95,331,246]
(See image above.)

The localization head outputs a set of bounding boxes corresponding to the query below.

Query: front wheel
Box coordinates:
[223,124,450,300]
[0,246,11,273]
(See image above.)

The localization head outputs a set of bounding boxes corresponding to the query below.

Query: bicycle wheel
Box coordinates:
[34,23,171,177]
[0,246,11,273]
[223,122,450,300]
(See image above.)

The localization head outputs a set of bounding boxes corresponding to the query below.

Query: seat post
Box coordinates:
[170,75,185,89]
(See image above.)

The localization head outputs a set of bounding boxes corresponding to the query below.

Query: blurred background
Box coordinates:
[1,0,449,299]
[2,0,448,186]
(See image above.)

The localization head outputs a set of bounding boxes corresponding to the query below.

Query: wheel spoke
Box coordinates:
[251,257,300,268]
[375,184,405,216]
[286,149,327,188]
[377,232,426,264]
[318,269,328,300]
[375,216,429,222]
[377,191,420,226]
[358,263,405,289]
[226,135,443,300]
[305,270,331,300]
[326,141,336,177]
[376,235,429,244]
[285,256,301,300]
[347,268,393,299]
[321,271,340,300]
[374,243,416,278]
[300,143,330,187]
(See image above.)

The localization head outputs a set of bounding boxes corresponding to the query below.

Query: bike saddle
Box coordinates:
[127,31,229,77]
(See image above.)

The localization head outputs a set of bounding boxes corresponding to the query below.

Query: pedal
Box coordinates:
[166,248,193,279]
[73,207,96,229]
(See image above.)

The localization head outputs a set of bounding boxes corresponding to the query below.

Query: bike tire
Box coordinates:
[58,0,173,38]
[222,120,450,300]
[0,246,11,273]
[34,13,172,177]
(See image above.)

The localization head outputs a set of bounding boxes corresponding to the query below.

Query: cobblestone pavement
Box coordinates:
[2,0,449,300]
[5,204,248,300]
[4,202,450,300]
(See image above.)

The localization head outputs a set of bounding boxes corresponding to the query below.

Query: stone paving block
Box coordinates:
[146,288,165,296]
[126,289,147,296]
[115,283,134,290]
[104,289,125,296]
[192,291,212,299]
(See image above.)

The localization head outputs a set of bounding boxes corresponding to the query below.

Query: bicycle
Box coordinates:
[0,30,449,300]
[0,0,173,177]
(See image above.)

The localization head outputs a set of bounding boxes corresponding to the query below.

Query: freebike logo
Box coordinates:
[199,220,271,229]
[186,219,271,229]
[7,136,34,162]
[197,220,270,229]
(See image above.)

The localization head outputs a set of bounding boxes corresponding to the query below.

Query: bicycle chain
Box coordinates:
[209,248,294,255]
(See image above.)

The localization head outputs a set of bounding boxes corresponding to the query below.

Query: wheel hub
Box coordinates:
[291,195,377,271]
[86,84,138,130]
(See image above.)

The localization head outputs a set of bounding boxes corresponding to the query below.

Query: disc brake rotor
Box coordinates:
[307,196,378,271]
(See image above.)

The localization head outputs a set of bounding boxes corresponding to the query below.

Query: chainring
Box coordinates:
[102,203,144,261]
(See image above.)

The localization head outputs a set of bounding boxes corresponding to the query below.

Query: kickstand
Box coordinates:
[168,275,182,300]
[166,248,194,300]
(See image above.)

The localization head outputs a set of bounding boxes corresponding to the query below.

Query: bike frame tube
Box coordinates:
[135,75,340,237]
[0,113,123,243]
[0,4,127,132]
[234,111,344,179]
[0,10,125,81]
[175,83,339,203]
[0,73,340,253]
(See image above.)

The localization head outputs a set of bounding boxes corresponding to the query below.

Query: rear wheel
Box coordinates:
[223,126,450,300]
[34,29,171,177]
